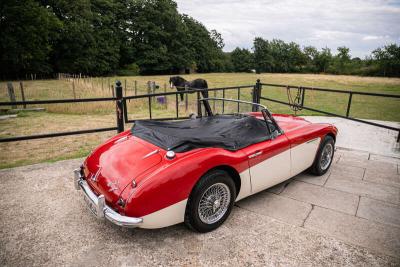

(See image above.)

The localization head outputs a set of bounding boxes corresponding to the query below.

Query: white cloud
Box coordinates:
[175,0,400,57]
[362,35,389,40]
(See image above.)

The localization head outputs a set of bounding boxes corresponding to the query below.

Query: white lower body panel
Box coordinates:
[290,138,320,176]
[141,199,187,229]
[250,149,292,194]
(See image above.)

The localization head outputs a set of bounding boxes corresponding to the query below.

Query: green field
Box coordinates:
[0,73,399,168]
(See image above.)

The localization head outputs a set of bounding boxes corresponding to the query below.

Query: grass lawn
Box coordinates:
[0,73,399,168]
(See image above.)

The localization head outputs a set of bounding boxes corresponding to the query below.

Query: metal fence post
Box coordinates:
[257,79,262,106]
[197,91,202,117]
[115,80,124,133]
[346,92,353,117]
[252,79,261,112]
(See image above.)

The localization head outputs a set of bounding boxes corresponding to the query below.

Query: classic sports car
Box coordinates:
[74,98,337,232]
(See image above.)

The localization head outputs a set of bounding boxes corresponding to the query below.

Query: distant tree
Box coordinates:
[231,48,253,72]
[303,46,319,72]
[121,0,191,74]
[210,30,224,50]
[253,37,273,72]
[332,46,352,73]
[314,47,332,73]
[42,0,120,75]
[182,15,226,73]
[253,38,306,73]
[372,44,400,77]
[0,0,60,78]
[337,46,351,61]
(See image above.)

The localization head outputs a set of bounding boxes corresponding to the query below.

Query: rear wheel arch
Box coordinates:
[204,165,241,197]
[184,167,237,232]
[326,132,336,143]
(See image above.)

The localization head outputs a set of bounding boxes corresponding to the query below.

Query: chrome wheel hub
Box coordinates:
[198,183,231,224]
[320,143,333,170]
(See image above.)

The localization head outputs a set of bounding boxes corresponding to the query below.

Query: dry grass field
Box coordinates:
[0,73,399,168]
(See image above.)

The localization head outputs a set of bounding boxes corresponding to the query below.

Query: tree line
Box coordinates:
[232,38,400,77]
[0,0,227,79]
[1,0,399,79]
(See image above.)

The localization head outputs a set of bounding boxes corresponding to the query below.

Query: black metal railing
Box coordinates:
[0,79,399,143]
[258,82,400,141]
[0,81,253,142]
[122,85,254,123]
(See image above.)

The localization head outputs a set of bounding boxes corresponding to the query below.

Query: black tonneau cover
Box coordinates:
[131,114,270,152]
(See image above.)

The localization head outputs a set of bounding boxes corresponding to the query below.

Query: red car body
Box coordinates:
[75,112,337,229]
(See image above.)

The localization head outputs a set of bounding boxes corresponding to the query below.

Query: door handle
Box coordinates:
[248,151,263,159]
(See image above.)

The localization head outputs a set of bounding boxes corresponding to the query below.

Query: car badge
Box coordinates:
[107,180,119,192]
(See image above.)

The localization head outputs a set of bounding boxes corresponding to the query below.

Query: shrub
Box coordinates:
[116,63,140,76]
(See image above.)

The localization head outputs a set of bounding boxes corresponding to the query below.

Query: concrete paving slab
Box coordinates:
[2,160,398,266]
[237,191,312,226]
[364,169,400,188]
[330,163,365,179]
[281,180,359,215]
[326,174,400,205]
[335,148,370,161]
[304,206,400,258]
[294,171,330,186]
[338,159,399,178]
[302,116,400,158]
[266,180,292,194]
[370,154,400,165]
[357,197,400,227]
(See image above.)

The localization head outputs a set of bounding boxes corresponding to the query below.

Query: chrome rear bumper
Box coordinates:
[74,169,143,228]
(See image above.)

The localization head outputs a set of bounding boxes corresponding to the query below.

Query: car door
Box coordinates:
[241,134,291,194]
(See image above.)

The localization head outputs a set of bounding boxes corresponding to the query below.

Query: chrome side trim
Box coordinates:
[306,138,319,143]
[74,169,143,228]
[142,149,160,159]
[248,151,263,159]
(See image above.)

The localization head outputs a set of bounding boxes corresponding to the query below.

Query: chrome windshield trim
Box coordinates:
[200,97,267,109]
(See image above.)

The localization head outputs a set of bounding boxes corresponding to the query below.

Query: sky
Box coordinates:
[175,0,400,58]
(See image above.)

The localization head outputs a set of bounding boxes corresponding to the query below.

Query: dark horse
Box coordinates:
[169,76,212,115]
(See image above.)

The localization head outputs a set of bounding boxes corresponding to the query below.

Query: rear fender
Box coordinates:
[121,148,249,218]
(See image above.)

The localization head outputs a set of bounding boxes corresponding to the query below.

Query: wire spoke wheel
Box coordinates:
[320,143,333,170]
[198,183,231,224]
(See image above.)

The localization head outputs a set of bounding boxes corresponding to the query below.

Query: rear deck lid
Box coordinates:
[85,135,162,204]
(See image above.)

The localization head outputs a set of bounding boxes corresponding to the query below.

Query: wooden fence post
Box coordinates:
[19,81,26,109]
[72,80,76,99]
[134,80,137,95]
[185,84,188,111]
[7,82,17,109]
[164,83,167,107]
[124,79,127,95]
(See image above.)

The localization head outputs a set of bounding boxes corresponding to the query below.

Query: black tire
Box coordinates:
[309,135,335,176]
[184,170,236,233]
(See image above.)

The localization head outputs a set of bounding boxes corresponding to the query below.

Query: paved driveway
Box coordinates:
[0,148,399,266]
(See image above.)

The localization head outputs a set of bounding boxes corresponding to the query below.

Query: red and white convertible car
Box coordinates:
[74,98,337,232]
